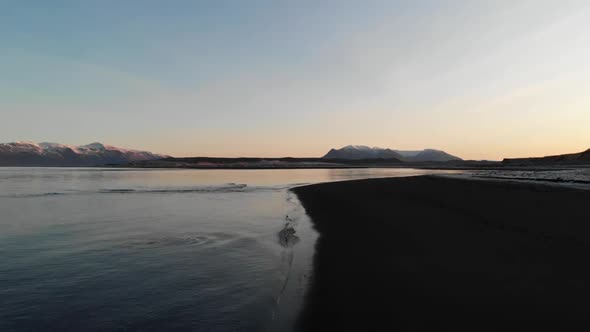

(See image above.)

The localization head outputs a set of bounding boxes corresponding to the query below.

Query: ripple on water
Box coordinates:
[119,232,241,250]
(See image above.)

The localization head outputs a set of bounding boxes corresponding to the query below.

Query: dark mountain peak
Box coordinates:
[413,149,462,162]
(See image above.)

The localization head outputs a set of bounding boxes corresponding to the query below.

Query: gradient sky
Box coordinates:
[1,1,589,160]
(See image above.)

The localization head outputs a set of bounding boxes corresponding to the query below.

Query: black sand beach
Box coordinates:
[292,176,590,331]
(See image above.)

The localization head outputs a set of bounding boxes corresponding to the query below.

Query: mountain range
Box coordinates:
[3,141,587,168]
[322,145,462,162]
[0,142,167,166]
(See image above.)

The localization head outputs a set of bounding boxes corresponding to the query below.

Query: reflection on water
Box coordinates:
[0,167,459,332]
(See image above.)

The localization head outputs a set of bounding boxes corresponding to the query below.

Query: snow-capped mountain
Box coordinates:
[323,145,462,162]
[0,142,168,166]
[322,145,404,160]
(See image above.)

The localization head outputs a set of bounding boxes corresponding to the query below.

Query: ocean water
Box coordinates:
[0,167,458,332]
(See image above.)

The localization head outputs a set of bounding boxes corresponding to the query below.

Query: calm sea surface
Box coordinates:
[0,168,459,332]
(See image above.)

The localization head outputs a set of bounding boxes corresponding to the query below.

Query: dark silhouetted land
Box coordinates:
[504,148,590,165]
[292,176,590,331]
[125,157,503,169]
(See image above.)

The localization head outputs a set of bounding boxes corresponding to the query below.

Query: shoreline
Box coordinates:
[2,164,586,172]
[292,175,590,331]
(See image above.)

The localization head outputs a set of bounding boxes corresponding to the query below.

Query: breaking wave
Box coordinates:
[467,169,590,188]
[473,175,590,185]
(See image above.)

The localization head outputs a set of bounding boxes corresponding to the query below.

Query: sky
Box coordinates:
[1,0,589,160]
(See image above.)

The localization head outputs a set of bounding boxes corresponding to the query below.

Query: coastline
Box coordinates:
[292,175,590,331]
[3,161,589,172]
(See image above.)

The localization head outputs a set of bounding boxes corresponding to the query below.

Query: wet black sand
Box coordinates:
[292,176,590,331]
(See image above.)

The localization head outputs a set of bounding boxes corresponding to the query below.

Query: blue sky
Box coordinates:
[1,1,589,159]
